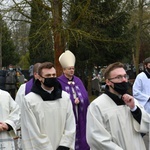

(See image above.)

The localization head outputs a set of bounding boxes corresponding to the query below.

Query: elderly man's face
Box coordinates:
[63,66,75,78]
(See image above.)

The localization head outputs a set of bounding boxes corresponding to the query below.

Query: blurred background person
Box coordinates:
[5,64,18,99]
[133,57,150,114]
[0,68,7,91]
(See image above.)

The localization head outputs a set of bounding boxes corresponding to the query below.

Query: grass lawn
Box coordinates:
[89,95,98,103]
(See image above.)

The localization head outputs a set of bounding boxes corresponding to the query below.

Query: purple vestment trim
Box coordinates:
[25,78,34,95]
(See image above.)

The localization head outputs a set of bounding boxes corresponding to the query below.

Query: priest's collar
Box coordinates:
[66,76,75,85]
[41,86,54,94]
[104,85,125,105]
[31,79,62,101]
[67,76,74,81]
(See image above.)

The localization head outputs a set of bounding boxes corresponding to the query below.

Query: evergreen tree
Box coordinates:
[1,15,19,67]
[68,0,134,67]
[28,0,53,64]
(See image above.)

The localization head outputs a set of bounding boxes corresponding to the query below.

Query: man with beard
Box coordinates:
[21,62,75,150]
[133,57,150,114]
[86,62,150,150]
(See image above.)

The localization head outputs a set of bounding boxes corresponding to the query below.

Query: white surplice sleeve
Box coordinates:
[3,92,21,137]
[86,104,123,150]
[132,101,150,133]
[133,74,150,106]
[59,98,76,149]
[21,96,53,150]
[15,83,26,108]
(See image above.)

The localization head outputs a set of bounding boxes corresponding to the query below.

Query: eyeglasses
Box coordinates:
[108,74,129,81]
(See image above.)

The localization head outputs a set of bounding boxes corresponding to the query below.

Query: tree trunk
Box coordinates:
[135,0,144,75]
[51,0,66,76]
[0,16,2,69]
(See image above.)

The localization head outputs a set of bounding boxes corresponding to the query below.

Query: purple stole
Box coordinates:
[58,75,90,150]
[25,78,34,95]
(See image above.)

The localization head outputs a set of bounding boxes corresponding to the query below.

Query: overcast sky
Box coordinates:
[1,0,22,8]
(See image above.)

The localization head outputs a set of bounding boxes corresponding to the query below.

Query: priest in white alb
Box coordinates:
[86,62,150,150]
[21,62,75,150]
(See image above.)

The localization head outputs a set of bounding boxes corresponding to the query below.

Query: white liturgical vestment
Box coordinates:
[0,90,21,150]
[86,93,150,150]
[21,91,75,150]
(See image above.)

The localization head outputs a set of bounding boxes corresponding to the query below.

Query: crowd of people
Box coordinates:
[0,64,26,99]
[0,51,150,150]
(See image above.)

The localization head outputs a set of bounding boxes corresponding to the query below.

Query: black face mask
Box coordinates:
[43,77,57,88]
[111,81,130,95]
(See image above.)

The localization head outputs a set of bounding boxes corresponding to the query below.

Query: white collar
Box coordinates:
[41,86,54,94]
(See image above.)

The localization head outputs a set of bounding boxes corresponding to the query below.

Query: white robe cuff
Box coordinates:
[131,105,137,112]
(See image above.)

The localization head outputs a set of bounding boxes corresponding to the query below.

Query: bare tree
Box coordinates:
[3,0,91,75]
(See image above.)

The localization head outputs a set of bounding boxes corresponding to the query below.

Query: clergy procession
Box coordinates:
[1,50,150,150]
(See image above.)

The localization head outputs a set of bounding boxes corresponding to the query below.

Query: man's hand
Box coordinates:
[74,97,80,104]
[122,94,135,109]
[0,122,9,132]
[0,125,3,132]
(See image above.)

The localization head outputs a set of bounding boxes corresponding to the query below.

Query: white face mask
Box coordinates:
[9,68,13,71]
